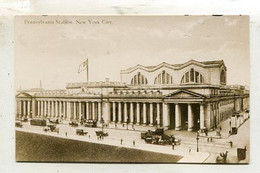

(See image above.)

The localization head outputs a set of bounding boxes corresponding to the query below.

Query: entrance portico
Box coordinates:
[164,90,206,131]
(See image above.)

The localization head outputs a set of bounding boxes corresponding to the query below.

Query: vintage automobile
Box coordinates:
[15,121,23,128]
[95,130,109,137]
[30,118,47,126]
[145,135,181,145]
[48,118,60,124]
[69,121,79,127]
[140,127,164,139]
[84,120,97,128]
[44,124,59,132]
[48,124,59,132]
[76,129,88,136]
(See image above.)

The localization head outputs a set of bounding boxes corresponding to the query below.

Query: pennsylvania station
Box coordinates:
[16,60,249,132]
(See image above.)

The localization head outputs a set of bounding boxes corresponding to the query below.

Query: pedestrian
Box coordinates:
[171,135,175,145]
[121,138,123,145]
[133,140,135,147]
[99,135,102,140]
[229,141,233,148]
[189,147,191,154]
[172,142,175,150]
[220,126,222,131]
[65,132,67,137]
[205,129,208,136]
[89,135,91,139]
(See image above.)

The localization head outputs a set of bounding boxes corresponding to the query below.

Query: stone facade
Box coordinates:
[15,60,249,131]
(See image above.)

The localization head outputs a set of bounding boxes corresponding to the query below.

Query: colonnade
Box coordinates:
[17,100,103,122]
[16,99,206,131]
[109,102,162,126]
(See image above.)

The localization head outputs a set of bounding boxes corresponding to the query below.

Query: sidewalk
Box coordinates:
[16,124,210,163]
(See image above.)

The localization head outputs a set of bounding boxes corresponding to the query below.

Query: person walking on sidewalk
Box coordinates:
[133,140,135,147]
[121,138,123,145]
[172,142,175,150]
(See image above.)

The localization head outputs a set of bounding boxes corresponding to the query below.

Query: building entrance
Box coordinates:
[168,103,175,129]
[180,104,188,130]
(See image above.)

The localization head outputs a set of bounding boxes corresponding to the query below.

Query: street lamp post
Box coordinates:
[196,131,199,152]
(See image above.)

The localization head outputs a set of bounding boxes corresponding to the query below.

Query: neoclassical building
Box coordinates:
[16,60,249,131]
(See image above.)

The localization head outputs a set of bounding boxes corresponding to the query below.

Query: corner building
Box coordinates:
[16,60,249,131]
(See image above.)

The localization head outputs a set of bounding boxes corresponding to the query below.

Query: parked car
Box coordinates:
[47,124,59,132]
[76,129,88,136]
[30,118,47,126]
[69,121,79,127]
[95,130,109,137]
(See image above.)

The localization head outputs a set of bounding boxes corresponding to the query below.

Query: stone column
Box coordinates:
[44,101,47,117]
[63,101,66,119]
[130,102,134,123]
[27,101,31,117]
[67,101,71,120]
[112,102,116,122]
[200,104,205,129]
[143,103,147,125]
[79,101,82,120]
[52,101,55,117]
[98,102,101,121]
[92,102,95,120]
[47,101,50,117]
[55,101,59,118]
[73,102,76,120]
[103,101,110,123]
[118,102,122,123]
[37,101,40,117]
[188,104,194,131]
[162,103,169,127]
[23,100,26,117]
[41,101,44,117]
[157,103,160,126]
[136,102,140,125]
[175,103,181,130]
[59,101,62,118]
[32,99,36,118]
[149,103,153,126]
[124,102,127,123]
[86,102,89,120]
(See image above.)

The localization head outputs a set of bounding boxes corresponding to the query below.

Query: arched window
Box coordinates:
[131,72,148,85]
[154,70,173,84]
[181,68,204,84]
[220,70,226,84]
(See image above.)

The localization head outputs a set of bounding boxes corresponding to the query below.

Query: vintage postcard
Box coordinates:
[14,15,249,163]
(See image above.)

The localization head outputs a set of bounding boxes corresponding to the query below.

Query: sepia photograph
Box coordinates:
[14,15,249,163]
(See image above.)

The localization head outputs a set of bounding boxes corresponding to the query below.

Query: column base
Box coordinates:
[175,127,182,131]
[142,123,147,126]
[149,124,154,127]
[135,122,140,125]
[188,128,193,132]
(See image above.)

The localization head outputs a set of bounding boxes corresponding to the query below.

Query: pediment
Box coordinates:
[165,89,205,98]
[16,92,32,98]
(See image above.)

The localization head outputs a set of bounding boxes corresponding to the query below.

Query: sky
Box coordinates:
[15,15,249,90]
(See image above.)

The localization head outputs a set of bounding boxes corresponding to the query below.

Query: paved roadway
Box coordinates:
[15,117,249,163]
[16,121,210,163]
